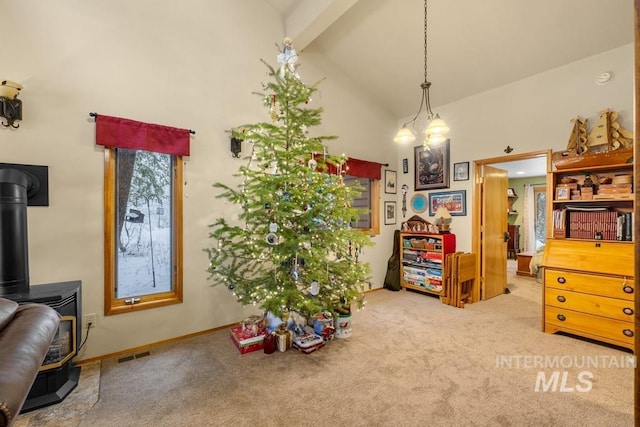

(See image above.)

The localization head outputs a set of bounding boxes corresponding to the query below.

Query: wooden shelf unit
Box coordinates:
[543,160,634,351]
[399,232,456,296]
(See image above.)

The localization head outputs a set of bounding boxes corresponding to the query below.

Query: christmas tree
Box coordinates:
[206,39,372,319]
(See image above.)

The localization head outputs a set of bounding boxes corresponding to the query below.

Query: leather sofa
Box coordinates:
[0,298,60,427]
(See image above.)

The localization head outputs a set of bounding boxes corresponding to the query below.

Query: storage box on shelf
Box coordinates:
[543,159,635,352]
[399,232,456,297]
[550,163,633,241]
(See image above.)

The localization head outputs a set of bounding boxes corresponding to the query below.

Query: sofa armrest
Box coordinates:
[0,302,60,427]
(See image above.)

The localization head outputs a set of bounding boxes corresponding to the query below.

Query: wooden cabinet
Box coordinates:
[507,224,520,259]
[516,252,535,277]
[542,159,634,351]
[400,232,456,296]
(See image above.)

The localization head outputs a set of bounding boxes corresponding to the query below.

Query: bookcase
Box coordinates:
[399,232,456,296]
[543,159,635,351]
[550,162,633,240]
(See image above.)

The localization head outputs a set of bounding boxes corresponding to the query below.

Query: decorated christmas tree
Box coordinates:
[206,39,372,319]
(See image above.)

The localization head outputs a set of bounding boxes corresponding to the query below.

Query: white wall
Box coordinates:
[394,44,634,252]
[2,0,397,360]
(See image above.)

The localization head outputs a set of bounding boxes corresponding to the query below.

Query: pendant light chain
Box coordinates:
[424,0,428,86]
[393,0,449,144]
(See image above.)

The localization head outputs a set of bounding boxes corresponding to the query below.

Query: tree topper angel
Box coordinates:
[277,37,298,77]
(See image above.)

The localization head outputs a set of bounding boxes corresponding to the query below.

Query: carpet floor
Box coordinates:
[16,263,635,426]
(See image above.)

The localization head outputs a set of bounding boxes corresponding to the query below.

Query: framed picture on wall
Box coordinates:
[428,190,467,216]
[384,170,397,194]
[414,140,450,191]
[453,162,469,181]
[384,201,397,225]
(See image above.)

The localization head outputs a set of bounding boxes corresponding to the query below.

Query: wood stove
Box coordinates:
[5,281,82,412]
[0,167,82,411]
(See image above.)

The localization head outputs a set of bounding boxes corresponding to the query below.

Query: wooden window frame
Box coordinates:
[344,175,380,236]
[103,148,183,315]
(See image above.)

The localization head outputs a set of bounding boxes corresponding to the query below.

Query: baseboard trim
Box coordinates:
[75,289,384,365]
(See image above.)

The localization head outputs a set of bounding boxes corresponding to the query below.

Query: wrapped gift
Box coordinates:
[229,326,266,354]
[293,333,325,354]
[312,311,335,341]
[274,325,293,352]
[241,315,266,337]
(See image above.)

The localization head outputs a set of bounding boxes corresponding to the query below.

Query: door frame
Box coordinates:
[472,150,552,303]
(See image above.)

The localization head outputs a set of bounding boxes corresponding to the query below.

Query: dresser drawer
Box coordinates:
[543,240,634,277]
[545,288,635,321]
[545,305,634,346]
[545,269,635,301]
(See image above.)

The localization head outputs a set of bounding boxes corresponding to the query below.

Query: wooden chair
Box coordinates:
[452,252,476,308]
[441,252,477,308]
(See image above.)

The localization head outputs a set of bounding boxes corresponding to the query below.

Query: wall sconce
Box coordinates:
[434,206,451,233]
[230,136,242,158]
[0,80,23,129]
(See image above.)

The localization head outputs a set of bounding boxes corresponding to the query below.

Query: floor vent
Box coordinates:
[118,351,151,363]
[118,355,135,363]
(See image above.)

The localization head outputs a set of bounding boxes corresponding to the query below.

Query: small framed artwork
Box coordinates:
[428,190,467,216]
[453,162,469,181]
[414,140,450,191]
[555,186,570,201]
[402,158,409,174]
[384,170,397,194]
[384,201,397,225]
[507,188,517,197]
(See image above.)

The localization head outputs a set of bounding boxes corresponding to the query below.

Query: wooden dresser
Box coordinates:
[543,240,635,351]
[543,158,634,352]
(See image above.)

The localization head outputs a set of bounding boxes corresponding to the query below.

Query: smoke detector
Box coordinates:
[596,72,614,85]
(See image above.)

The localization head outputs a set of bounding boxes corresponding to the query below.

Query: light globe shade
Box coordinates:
[435,206,451,220]
[426,116,449,135]
[0,80,23,99]
[424,132,446,146]
[393,127,416,144]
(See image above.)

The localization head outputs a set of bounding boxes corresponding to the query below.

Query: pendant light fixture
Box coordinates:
[393,0,449,147]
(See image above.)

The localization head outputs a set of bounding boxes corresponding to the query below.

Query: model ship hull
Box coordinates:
[552,148,633,170]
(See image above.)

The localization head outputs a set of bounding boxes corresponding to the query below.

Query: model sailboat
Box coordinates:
[553,109,634,169]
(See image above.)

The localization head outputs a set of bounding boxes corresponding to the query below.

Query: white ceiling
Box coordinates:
[493,157,547,179]
[265,0,633,121]
[264,0,632,178]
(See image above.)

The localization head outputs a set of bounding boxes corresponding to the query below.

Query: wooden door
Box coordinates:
[480,165,508,300]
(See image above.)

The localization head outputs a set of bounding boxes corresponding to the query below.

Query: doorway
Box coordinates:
[472,150,551,302]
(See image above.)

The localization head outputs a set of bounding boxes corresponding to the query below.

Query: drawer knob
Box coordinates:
[623,307,634,316]
[623,285,634,294]
[557,314,566,321]
[556,295,566,303]
[557,277,566,284]
[623,329,634,338]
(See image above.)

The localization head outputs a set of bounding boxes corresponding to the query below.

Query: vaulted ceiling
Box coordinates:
[265,0,633,122]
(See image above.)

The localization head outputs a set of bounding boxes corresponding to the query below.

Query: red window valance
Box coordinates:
[317,155,384,180]
[95,114,191,156]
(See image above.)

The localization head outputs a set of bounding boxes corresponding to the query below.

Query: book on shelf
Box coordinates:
[552,207,633,241]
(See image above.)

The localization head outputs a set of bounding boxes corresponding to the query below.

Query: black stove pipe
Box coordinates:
[0,168,30,295]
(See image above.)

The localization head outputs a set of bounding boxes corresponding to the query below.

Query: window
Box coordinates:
[343,175,380,235]
[103,148,183,314]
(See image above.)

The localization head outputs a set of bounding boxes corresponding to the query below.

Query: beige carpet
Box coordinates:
[18,264,635,426]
